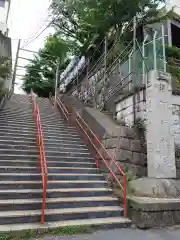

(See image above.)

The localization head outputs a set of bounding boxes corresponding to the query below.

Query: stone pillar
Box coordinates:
[146,70,176,178]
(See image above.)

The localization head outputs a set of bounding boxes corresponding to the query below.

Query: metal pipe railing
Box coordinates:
[31,92,48,224]
[55,96,127,217]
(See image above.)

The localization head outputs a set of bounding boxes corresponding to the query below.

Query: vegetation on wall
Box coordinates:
[0,57,11,100]
[0,56,11,78]
[165,45,180,88]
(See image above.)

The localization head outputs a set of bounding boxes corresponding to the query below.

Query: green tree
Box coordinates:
[23,0,167,96]
[22,36,69,97]
[51,0,166,55]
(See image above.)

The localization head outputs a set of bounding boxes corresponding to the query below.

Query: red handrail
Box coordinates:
[56,96,127,217]
[31,93,48,224]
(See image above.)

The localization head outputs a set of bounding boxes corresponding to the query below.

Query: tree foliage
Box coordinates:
[23,0,166,96]
[22,36,69,97]
[0,57,11,78]
[51,0,165,55]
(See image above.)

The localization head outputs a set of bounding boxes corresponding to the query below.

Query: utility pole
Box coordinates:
[102,36,107,109]
[12,39,21,93]
[104,35,107,82]
[133,16,137,59]
[54,60,60,107]
[132,16,137,125]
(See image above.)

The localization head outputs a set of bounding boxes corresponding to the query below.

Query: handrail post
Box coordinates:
[123,175,127,217]
[30,91,48,224]
[153,31,158,71]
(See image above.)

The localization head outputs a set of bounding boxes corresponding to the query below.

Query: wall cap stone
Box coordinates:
[128,196,180,211]
[129,178,180,198]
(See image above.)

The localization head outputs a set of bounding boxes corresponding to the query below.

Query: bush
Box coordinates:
[165,45,180,88]
[165,45,180,60]
[0,82,8,101]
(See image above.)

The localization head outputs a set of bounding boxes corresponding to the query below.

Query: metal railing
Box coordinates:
[31,92,48,224]
[55,96,127,217]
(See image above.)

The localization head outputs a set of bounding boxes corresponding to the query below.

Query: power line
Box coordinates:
[20,47,59,59]
[22,3,51,47]
[16,65,55,74]
[22,14,50,47]
[21,4,62,49]
[21,19,53,49]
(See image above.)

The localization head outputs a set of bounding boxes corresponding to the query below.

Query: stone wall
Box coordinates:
[60,94,148,178]
[116,88,146,126]
[68,60,128,115]
[81,106,147,178]
[115,88,180,147]
[102,127,147,177]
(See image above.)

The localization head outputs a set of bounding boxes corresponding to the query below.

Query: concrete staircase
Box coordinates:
[0,94,130,231]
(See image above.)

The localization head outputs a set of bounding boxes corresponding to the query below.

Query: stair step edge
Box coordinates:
[0,216,130,232]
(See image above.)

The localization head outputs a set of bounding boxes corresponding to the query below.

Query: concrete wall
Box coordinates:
[0,0,10,35]
[172,95,180,146]
[116,89,146,126]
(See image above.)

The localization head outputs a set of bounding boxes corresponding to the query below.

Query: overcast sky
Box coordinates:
[8,0,54,93]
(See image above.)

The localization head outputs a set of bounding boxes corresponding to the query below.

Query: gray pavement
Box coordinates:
[37,227,180,240]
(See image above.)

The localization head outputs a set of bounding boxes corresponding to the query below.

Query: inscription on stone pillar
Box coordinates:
[146,70,176,178]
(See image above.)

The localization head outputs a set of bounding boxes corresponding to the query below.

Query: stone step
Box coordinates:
[44,137,83,144]
[0,139,36,145]
[0,196,119,211]
[0,119,35,125]
[0,173,104,181]
[35,120,65,125]
[41,128,78,134]
[0,149,38,155]
[0,117,34,122]
[0,144,37,151]
[0,160,96,167]
[0,139,84,147]
[0,130,36,137]
[42,130,79,136]
[0,121,69,129]
[0,114,33,119]
[0,180,107,190]
[44,144,87,150]
[0,128,79,137]
[0,206,123,225]
[0,110,33,115]
[0,136,36,142]
[0,154,94,162]
[0,125,36,131]
[0,149,92,158]
[0,216,131,232]
[0,166,98,174]
[46,151,92,158]
[0,187,112,199]
[0,134,83,146]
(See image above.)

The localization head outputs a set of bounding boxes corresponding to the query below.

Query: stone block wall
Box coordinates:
[60,94,148,178]
[116,88,146,126]
[102,126,147,177]
[115,88,180,147]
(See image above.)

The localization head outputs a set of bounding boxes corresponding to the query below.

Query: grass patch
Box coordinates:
[0,225,93,240]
